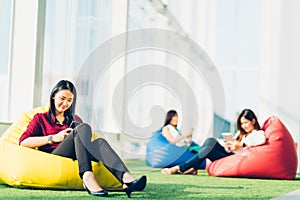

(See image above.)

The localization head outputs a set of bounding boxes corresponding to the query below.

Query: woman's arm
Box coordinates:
[19,114,73,148]
[224,130,266,152]
[162,126,176,143]
[20,136,53,148]
[224,140,243,152]
[19,114,43,148]
[20,128,72,148]
[172,133,191,144]
[162,127,192,144]
[224,131,243,152]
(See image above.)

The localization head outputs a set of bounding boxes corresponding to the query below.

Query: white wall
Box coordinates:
[261,0,300,171]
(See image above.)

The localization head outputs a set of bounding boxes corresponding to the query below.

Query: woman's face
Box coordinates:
[240,116,255,133]
[170,115,178,126]
[53,89,74,114]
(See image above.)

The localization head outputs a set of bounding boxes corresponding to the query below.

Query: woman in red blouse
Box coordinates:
[19,80,146,197]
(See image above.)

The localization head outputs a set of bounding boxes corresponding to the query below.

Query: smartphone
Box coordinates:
[70,121,80,129]
[222,132,234,142]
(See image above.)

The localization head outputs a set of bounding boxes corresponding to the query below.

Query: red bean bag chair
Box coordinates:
[207,116,298,180]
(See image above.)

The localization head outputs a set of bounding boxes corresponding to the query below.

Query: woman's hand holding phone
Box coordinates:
[187,128,194,137]
[224,140,235,152]
[222,132,235,152]
[52,128,73,143]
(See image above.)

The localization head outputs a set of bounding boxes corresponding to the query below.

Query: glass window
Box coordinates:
[127,0,214,140]
[214,0,262,122]
[127,0,264,131]
[214,0,262,67]
[0,0,13,121]
[42,0,112,123]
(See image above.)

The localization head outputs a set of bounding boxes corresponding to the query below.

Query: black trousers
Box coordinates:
[51,123,129,183]
[179,137,234,172]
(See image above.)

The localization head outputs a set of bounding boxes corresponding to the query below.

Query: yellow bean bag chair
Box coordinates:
[0,104,123,190]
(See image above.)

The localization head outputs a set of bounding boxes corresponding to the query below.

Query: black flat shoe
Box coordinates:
[124,175,147,198]
[83,182,108,197]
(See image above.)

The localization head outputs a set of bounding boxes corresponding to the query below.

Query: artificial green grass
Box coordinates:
[0,159,299,199]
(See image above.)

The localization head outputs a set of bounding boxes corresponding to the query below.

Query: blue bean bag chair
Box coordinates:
[146,128,206,168]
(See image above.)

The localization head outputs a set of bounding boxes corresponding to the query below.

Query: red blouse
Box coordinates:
[19,112,82,153]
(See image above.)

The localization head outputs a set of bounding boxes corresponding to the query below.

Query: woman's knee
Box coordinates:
[73,123,92,136]
[96,137,109,145]
[74,122,91,130]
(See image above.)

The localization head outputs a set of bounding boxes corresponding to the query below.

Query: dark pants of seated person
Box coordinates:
[52,123,129,183]
[179,137,234,172]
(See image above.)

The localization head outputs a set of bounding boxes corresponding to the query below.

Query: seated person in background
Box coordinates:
[162,108,266,175]
[162,110,199,152]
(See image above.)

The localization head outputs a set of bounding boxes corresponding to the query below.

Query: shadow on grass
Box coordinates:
[1,175,300,200]
[126,183,275,200]
[0,183,264,200]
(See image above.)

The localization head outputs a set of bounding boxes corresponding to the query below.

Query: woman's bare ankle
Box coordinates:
[183,167,197,174]
[162,166,181,175]
[82,171,103,191]
[122,172,135,183]
[82,171,92,180]
[173,166,181,173]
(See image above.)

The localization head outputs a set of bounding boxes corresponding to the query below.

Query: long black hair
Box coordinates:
[163,110,178,127]
[48,80,77,123]
[236,108,261,141]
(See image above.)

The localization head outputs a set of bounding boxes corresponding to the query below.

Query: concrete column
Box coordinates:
[8,0,41,120]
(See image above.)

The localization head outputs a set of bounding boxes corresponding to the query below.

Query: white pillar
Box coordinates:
[100,0,128,133]
[8,0,40,120]
[97,0,128,158]
[261,0,300,171]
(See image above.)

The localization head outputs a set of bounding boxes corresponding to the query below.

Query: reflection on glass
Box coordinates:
[42,0,111,124]
[0,0,12,120]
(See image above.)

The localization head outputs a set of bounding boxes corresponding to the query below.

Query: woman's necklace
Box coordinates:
[56,115,65,125]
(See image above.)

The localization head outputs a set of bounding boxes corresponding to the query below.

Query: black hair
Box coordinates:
[236,108,261,141]
[163,110,178,127]
[48,80,77,123]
